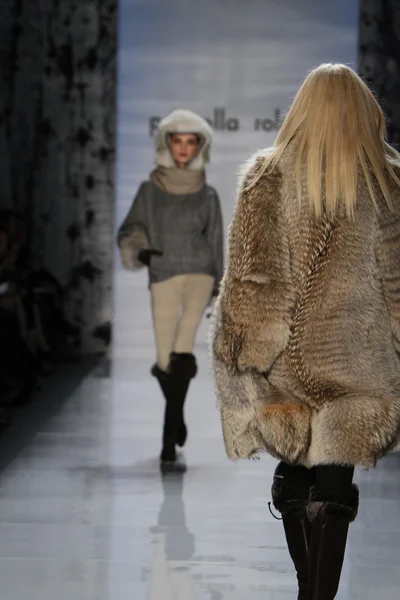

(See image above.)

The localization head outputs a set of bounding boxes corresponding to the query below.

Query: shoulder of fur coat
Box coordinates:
[236,146,275,189]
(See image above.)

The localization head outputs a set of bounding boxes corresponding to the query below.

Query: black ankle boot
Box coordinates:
[271,462,315,600]
[169,353,197,448]
[306,484,359,600]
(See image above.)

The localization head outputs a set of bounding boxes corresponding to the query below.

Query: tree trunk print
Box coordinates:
[0,0,117,352]
[358,0,400,148]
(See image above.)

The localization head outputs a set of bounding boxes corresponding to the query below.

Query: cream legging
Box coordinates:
[151,274,214,371]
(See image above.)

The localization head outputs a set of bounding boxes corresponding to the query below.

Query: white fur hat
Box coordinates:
[154,109,213,170]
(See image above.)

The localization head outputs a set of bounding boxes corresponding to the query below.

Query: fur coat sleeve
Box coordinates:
[375,194,400,354]
[210,152,296,460]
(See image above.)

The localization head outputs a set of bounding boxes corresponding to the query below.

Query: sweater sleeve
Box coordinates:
[205,188,224,293]
[117,183,149,270]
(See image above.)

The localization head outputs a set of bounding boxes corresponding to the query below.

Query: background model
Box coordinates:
[118,108,223,464]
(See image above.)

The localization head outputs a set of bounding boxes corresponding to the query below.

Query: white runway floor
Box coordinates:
[1,270,400,599]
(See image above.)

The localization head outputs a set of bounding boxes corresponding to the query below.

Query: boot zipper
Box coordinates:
[301,518,309,555]
[313,522,326,599]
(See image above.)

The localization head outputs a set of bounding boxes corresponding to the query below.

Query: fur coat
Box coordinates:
[211,146,400,468]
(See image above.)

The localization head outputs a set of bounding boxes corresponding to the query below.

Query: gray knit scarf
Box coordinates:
[150,166,205,195]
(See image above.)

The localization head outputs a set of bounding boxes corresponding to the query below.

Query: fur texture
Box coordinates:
[119,230,148,270]
[154,109,213,170]
[210,144,400,468]
[271,462,314,515]
[306,484,359,522]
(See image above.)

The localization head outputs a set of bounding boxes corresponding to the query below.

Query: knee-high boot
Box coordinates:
[271,462,315,600]
[169,352,197,448]
[151,363,178,463]
[151,353,197,463]
[306,484,359,600]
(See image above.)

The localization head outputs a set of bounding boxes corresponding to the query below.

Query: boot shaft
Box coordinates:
[271,463,359,600]
[152,354,197,462]
[306,484,359,600]
[271,462,314,600]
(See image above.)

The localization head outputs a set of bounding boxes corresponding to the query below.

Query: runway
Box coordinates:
[0,269,399,599]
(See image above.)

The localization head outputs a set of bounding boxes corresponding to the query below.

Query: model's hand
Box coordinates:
[206,294,217,319]
[137,249,163,267]
[212,287,219,300]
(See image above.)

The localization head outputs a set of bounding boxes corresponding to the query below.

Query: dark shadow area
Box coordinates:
[0,0,116,472]
[0,355,99,472]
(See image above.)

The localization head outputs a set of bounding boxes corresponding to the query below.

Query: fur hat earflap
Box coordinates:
[154,109,213,170]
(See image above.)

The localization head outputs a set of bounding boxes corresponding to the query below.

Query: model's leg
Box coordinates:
[271,461,316,600]
[150,276,182,371]
[174,274,214,354]
[171,275,214,447]
[150,276,184,462]
[306,465,358,600]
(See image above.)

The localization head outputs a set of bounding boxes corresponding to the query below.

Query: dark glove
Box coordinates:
[212,284,220,299]
[137,249,163,267]
[206,289,218,319]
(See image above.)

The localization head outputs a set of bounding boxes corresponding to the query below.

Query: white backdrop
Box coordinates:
[114,0,359,366]
[111,6,360,597]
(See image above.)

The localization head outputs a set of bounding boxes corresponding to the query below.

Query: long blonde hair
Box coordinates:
[250,63,400,219]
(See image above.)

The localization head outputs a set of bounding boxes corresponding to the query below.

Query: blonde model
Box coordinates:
[211,64,400,599]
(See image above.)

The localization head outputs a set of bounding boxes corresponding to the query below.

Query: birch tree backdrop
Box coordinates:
[0,0,117,352]
[359,0,400,148]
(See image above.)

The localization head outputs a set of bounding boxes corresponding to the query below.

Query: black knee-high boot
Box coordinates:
[271,462,315,600]
[306,484,359,600]
[151,353,197,463]
[151,363,178,463]
[169,352,197,447]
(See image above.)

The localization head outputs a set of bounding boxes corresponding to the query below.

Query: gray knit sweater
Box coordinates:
[118,181,224,288]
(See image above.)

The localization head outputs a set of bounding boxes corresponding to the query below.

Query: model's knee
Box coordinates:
[169,352,197,378]
[307,484,359,523]
[271,462,315,514]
